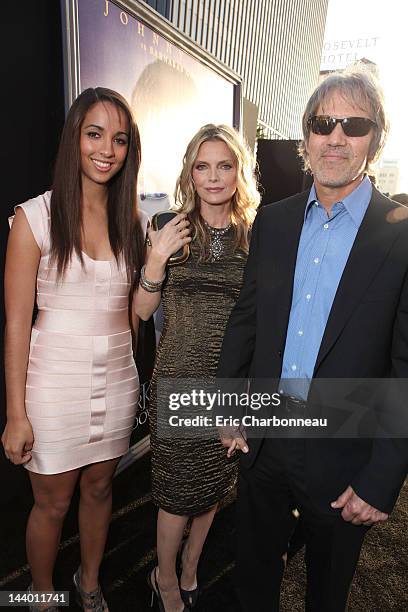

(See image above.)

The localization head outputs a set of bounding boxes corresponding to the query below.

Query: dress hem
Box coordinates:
[152,489,235,517]
[24,446,127,475]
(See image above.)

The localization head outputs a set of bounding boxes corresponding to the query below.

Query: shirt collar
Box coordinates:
[305,175,373,226]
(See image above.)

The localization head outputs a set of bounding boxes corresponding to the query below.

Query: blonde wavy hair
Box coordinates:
[174,124,260,261]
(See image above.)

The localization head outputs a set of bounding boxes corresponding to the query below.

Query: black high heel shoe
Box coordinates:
[179,584,199,609]
[147,567,189,612]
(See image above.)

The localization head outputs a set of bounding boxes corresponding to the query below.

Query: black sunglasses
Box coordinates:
[308,115,376,137]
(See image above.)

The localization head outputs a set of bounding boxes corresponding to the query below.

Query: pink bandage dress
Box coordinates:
[13,191,146,474]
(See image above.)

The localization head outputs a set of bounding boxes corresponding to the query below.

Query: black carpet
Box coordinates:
[0,455,407,611]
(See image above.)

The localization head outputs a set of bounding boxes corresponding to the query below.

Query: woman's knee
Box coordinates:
[80,477,113,503]
[34,493,72,522]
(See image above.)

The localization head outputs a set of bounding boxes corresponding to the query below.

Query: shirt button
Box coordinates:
[314,257,319,264]
[324,223,329,229]
[291,364,297,371]
[298,330,303,336]
[306,294,311,300]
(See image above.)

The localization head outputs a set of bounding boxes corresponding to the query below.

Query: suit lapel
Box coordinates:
[314,189,399,372]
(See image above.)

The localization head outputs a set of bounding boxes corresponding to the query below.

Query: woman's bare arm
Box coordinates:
[132,213,191,323]
[1,208,40,464]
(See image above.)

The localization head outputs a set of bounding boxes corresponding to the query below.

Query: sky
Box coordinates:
[322,0,408,192]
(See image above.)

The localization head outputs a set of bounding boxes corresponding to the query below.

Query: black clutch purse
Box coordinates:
[151,211,190,265]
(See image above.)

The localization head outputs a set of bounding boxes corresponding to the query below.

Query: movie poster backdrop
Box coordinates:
[62,0,241,464]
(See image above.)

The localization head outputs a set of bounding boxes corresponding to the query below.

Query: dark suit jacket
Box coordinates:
[217,186,408,514]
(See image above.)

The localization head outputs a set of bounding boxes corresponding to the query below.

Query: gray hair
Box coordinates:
[298,65,389,174]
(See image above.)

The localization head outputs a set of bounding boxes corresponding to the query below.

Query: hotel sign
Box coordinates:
[321,36,380,71]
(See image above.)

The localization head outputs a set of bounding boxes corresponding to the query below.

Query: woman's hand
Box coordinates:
[134,213,191,321]
[220,426,249,458]
[1,416,34,465]
[147,213,191,264]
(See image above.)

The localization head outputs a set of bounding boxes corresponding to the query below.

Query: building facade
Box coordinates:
[143,0,329,140]
[377,159,400,196]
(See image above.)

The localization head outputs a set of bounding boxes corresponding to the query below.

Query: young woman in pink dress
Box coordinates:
[1,88,148,611]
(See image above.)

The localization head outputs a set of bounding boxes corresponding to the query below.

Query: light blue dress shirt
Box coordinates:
[280,176,372,400]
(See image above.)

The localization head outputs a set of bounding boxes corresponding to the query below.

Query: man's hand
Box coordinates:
[331,485,389,526]
[219,426,249,458]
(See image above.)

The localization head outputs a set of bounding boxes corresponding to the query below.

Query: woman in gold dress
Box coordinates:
[134,124,260,612]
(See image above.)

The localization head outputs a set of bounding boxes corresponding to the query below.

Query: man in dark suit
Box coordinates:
[217,67,408,611]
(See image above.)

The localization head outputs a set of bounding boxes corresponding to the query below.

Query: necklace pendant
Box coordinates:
[205,220,232,262]
[210,235,223,261]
